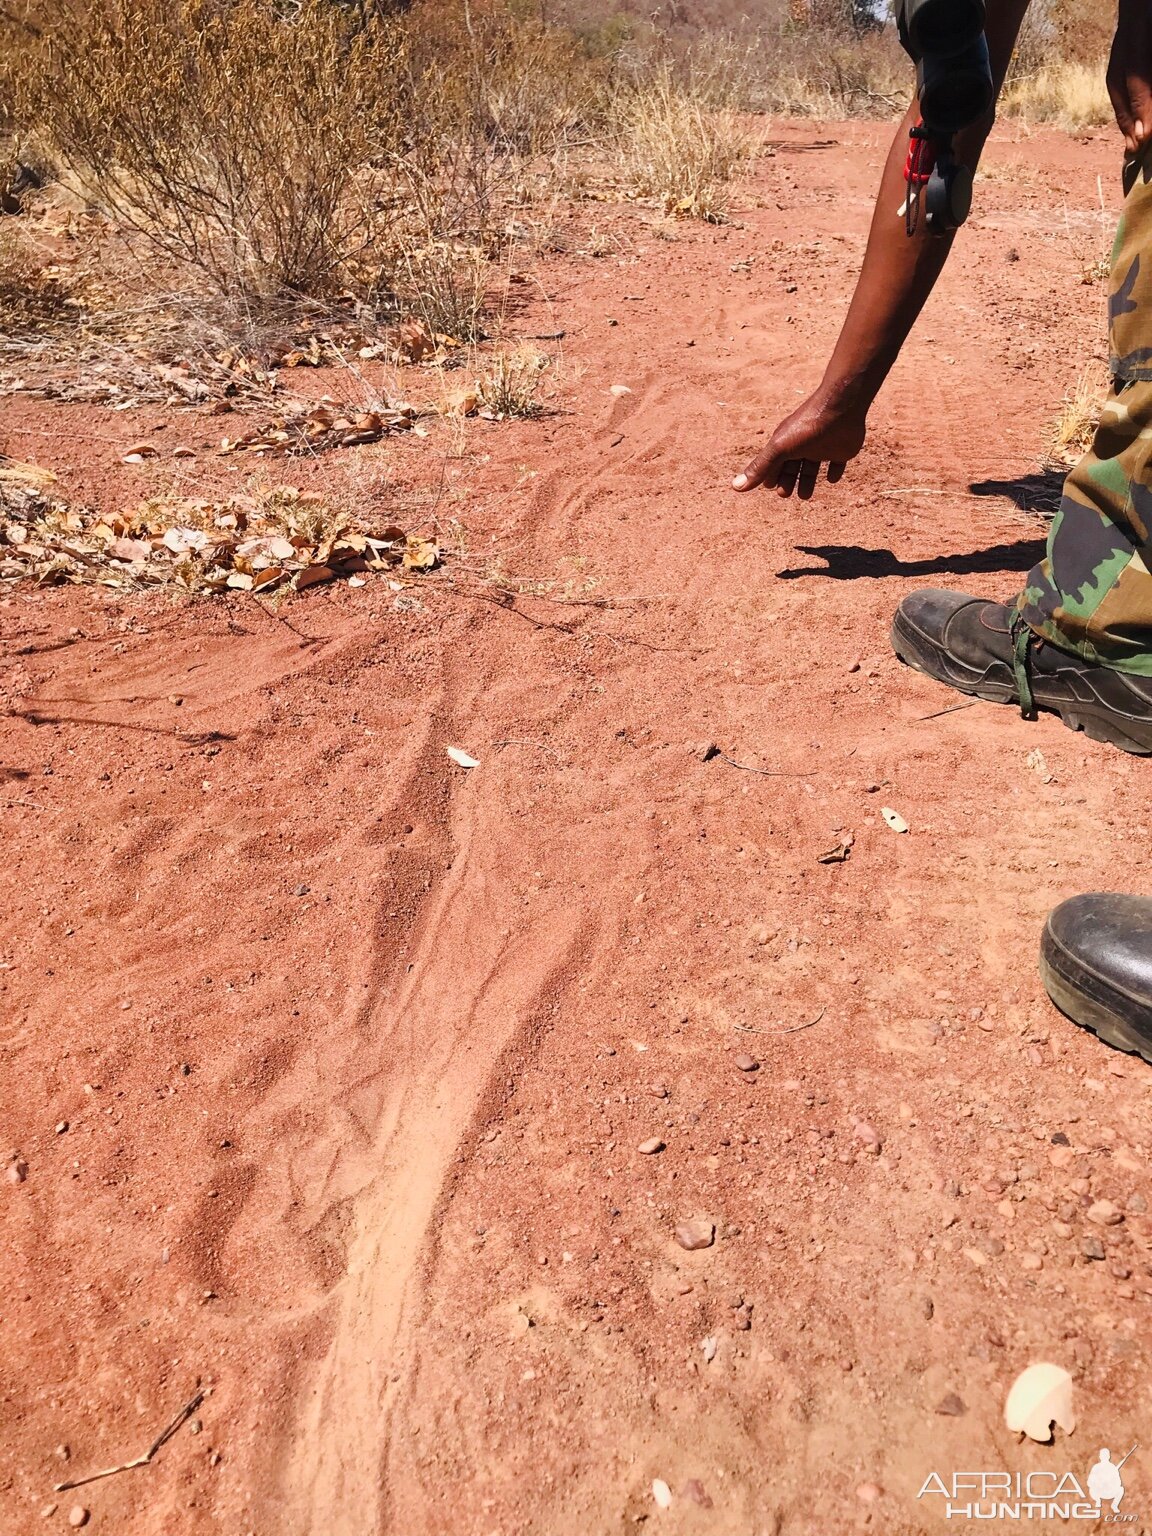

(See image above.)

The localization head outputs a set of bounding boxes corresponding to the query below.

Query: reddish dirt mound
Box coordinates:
[4,122,1151,1535]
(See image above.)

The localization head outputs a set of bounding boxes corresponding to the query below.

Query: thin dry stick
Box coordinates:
[917,700,978,721]
[715,748,812,778]
[736,1006,827,1036]
[54,1391,205,1493]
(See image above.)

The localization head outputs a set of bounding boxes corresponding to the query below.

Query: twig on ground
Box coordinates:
[916,700,979,721]
[54,1391,205,1492]
[735,1006,826,1036]
[714,747,812,777]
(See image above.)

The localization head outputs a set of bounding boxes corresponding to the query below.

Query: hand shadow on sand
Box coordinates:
[777,537,1048,581]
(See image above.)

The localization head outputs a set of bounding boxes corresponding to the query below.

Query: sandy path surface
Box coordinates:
[4,121,1152,1535]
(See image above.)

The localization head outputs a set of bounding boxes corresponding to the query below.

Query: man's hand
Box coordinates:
[732,390,867,499]
[1109,0,1152,155]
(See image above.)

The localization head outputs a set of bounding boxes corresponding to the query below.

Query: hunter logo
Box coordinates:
[918,1445,1139,1521]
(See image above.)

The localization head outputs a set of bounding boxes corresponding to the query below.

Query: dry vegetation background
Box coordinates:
[0,0,1115,319]
[0,0,1117,591]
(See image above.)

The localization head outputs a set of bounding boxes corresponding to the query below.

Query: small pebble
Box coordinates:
[1082,1235,1106,1261]
[652,1478,673,1510]
[55,1121,69,1135]
[68,1508,89,1529]
[649,1083,669,1099]
[733,1053,759,1073]
[1086,1199,1123,1226]
[935,1392,966,1416]
[702,1336,717,1362]
[675,1219,715,1251]
[1020,1253,1043,1272]
[40,1505,56,1520]
[55,1444,69,1461]
[853,1119,881,1150]
[682,1479,712,1508]
[856,1483,882,1503]
[7,1160,27,1184]
[637,1137,664,1155]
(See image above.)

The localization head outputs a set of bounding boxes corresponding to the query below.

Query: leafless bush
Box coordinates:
[21,0,398,301]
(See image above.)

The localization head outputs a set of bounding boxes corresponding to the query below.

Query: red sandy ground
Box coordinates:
[3,121,1151,1536]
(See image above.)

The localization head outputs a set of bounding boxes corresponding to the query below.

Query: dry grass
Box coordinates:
[1001,62,1112,129]
[0,225,79,331]
[477,346,551,420]
[1048,363,1109,467]
[611,67,753,221]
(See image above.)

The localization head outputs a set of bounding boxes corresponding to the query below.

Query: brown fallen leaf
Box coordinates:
[443,387,479,417]
[403,536,439,571]
[295,564,336,591]
[817,832,854,865]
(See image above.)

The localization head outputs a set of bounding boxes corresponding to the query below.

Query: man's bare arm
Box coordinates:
[733,0,1033,500]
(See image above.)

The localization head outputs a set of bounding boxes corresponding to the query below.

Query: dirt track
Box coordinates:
[4,121,1152,1535]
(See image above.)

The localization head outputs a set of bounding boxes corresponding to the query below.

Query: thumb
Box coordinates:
[733,441,784,492]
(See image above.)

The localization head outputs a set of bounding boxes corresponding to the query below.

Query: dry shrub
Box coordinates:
[611,66,752,221]
[401,244,488,344]
[477,345,550,419]
[757,27,908,117]
[22,0,396,301]
[12,0,614,326]
[0,225,77,330]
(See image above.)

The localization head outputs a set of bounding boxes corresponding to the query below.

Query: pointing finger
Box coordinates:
[775,460,801,498]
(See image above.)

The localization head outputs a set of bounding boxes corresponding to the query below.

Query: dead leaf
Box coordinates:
[402,536,438,571]
[817,832,854,864]
[881,807,909,833]
[123,443,159,461]
[446,746,480,769]
[295,565,336,591]
[1004,1363,1075,1443]
[444,387,479,417]
[108,538,152,562]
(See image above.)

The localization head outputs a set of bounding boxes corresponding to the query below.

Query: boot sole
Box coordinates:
[891,611,1152,756]
[1040,922,1152,1065]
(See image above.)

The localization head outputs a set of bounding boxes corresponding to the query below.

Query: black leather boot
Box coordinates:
[891,589,1152,755]
[1041,894,1152,1062]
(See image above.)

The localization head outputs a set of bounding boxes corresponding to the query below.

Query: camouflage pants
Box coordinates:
[1018,145,1152,675]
